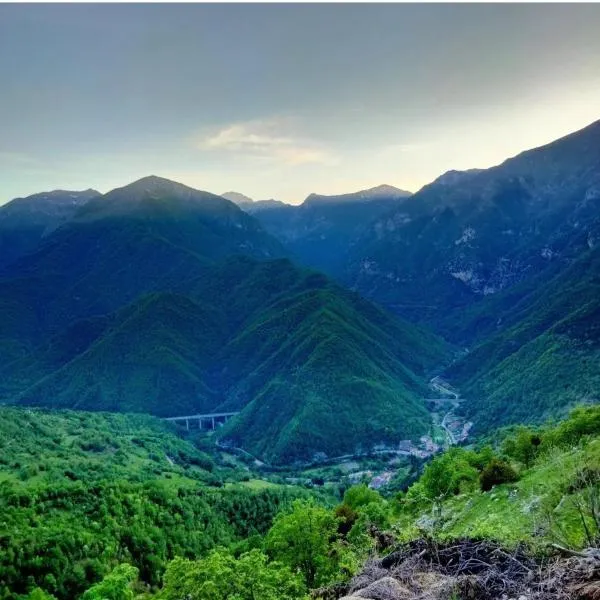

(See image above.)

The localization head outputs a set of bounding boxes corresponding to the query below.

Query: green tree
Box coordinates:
[420,448,479,501]
[161,549,305,600]
[502,426,540,468]
[81,565,138,600]
[265,500,339,588]
[24,589,57,600]
[479,458,519,492]
[342,485,382,510]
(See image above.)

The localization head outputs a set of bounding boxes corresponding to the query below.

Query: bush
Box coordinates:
[502,427,541,467]
[479,458,519,492]
[335,503,358,536]
[420,449,479,501]
[343,484,383,510]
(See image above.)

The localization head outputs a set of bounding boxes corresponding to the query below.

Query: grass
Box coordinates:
[393,437,600,550]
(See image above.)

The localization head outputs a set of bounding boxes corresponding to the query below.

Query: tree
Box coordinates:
[265,500,339,588]
[81,565,138,600]
[502,426,540,468]
[161,549,305,600]
[342,485,382,510]
[420,449,479,502]
[23,589,57,600]
[479,459,519,492]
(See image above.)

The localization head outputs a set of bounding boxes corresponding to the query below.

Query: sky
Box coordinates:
[1,3,600,205]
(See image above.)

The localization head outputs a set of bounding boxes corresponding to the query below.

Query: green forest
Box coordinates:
[2,405,600,600]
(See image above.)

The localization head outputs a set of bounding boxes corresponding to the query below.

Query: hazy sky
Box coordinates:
[1,3,600,205]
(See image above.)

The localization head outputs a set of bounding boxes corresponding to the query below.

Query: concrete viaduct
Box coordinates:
[164,412,239,431]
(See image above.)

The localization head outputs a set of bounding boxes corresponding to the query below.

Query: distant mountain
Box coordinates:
[345,119,600,334]
[222,191,287,212]
[334,120,600,435]
[246,184,412,274]
[303,184,412,206]
[0,176,449,463]
[244,199,288,213]
[221,191,254,205]
[0,176,286,354]
[0,188,100,271]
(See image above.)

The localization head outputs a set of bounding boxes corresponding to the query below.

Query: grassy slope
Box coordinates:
[0,407,220,487]
[392,411,600,550]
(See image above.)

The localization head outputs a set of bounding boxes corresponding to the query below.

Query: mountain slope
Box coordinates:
[0,176,286,353]
[0,174,450,463]
[217,285,442,463]
[8,293,226,416]
[4,253,449,462]
[246,185,412,273]
[447,245,600,432]
[0,188,100,271]
[345,119,600,332]
[221,191,254,205]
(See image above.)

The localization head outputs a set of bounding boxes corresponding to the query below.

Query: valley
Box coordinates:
[3,5,600,600]
[0,114,598,600]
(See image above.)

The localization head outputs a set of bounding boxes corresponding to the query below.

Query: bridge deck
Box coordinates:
[164,412,239,422]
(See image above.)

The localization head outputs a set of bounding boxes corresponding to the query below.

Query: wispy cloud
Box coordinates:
[200,117,339,167]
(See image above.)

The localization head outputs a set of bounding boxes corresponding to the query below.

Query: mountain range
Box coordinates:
[1,119,599,461]
[237,184,412,274]
[0,176,446,463]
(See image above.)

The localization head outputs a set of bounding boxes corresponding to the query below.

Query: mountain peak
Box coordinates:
[428,169,484,188]
[119,175,200,197]
[303,184,412,205]
[362,184,413,198]
[221,191,254,205]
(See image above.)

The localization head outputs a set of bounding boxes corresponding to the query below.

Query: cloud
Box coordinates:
[200,118,339,167]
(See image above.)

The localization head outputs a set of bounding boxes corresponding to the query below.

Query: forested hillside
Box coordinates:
[447,245,600,431]
[3,405,600,600]
[0,408,316,599]
[0,178,449,463]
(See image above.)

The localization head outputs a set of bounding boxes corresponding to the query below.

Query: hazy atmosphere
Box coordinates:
[2,2,600,203]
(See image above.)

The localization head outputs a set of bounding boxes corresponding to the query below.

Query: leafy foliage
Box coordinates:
[0,409,308,600]
[266,500,340,588]
[81,565,139,600]
[160,549,306,600]
[479,458,519,492]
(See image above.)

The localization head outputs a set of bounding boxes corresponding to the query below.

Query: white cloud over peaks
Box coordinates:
[201,118,339,167]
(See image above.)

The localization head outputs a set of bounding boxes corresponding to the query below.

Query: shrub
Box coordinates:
[479,458,519,492]
[335,503,359,536]
[343,484,383,510]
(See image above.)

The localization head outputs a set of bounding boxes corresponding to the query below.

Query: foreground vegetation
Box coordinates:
[2,405,600,600]
[0,409,319,599]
